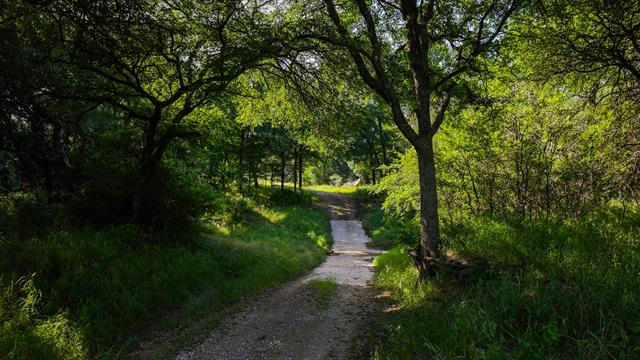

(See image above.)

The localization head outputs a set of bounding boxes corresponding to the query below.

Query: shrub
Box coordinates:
[366,198,640,359]
[267,189,312,207]
[0,187,332,358]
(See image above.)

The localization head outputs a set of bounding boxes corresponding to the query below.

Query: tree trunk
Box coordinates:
[293,148,298,192]
[298,150,303,190]
[131,119,159,224]
[130,115,174,223]
[280,153,286,192]
[415,139,441,279]
[238,129,246,191]
[270,168,274,188]
[131,151,156,224]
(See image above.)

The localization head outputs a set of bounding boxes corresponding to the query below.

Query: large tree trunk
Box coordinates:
[131,119,159,224]
[131,151,156,224]
[414,139,441,279]
[130,116,175,224]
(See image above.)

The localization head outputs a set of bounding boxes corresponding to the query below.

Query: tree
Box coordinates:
[18,0,302,222]
[524,0,640,104]
[315,0,524,278]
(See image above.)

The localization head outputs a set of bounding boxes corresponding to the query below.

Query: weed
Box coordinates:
[308,278,338,309]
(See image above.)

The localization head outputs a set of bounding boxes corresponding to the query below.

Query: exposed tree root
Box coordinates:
[407,246,472,283]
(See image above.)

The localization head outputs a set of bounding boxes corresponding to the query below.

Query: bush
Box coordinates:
[355,188,419,249]
[0,193,65,241]
[267,189,312,207]
[208,192,252,225]
[366,201,640,359]
[72,128,216,233]
[0,187,332,358]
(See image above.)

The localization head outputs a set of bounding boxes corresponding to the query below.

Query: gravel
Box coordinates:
[175,191,383,360]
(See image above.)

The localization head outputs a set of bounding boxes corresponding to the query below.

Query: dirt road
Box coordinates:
[175,191,382,360]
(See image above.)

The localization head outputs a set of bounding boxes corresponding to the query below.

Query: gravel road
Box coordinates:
[175,190,383,360]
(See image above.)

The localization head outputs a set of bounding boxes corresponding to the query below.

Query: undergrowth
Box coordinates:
[0,188,330,359]
[363,195,640,359]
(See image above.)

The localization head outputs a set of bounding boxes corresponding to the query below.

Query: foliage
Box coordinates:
[305,185,359,194]
[0,189,331,358]
[0,276,86,360]
[375,76,639,224]
[2,0,640,359]
[366,202,640,359]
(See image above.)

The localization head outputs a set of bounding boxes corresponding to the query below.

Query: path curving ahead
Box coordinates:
[175,191,382,360]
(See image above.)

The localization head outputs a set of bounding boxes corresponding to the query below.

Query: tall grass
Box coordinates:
[366,200,640,359]
[0,188,331,359]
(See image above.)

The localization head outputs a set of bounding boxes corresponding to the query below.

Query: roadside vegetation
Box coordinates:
[357,189,640,359]
[0,188,330,359]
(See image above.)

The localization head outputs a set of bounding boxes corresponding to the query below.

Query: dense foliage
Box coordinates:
[1,189,330,358]
[1,0,639,359]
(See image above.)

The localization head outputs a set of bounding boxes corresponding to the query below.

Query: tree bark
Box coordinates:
[280,153,286,192]
[415,138,441,278]
[131,117,160,224]
[131,150,157,224]
[293,147,298,192]
[298,149,303,190]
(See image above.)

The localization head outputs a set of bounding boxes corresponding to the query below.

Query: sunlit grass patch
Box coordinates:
[305,185,359,194]
[0,276,87,360]
[308,278,337,309]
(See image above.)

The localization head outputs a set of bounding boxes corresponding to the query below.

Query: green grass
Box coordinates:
[308,278,338,309]
[305,185,359,194]
[0,188,331,359]
[363,200,640,359]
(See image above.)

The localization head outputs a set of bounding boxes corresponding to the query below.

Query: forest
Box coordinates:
[1,0,639,359]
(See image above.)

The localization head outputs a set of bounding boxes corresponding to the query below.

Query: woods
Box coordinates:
[1,0,639,359]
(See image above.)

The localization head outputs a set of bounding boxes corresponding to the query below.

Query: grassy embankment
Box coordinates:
[356,190,640,359]
[0,188,331,359]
